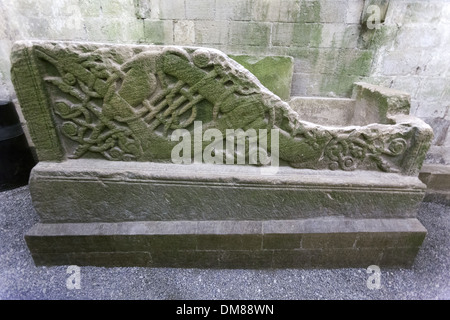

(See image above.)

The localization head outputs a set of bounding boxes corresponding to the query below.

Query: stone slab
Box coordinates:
[29,160,427,223]
[25,217,427,268]
[10,41,432,175]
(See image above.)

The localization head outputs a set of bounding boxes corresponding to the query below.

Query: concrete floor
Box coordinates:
[0,185,449,300]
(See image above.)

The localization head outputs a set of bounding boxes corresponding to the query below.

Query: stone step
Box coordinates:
[26,217,426,268]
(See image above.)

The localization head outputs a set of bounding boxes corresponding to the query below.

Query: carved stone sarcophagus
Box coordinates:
[11,41,432,268]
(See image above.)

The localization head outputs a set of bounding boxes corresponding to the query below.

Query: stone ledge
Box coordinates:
[419,163,450,204]
[419,164,450,191]
[25,218,426,268]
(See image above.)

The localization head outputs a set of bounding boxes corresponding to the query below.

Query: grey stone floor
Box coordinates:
[0,185,449,300]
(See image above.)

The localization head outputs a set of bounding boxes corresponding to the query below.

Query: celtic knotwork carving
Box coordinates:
[37,44,269,156]
[325,136,361,171]
[323,131,411,172]
[35,46,143,161]
[31,42,428,174]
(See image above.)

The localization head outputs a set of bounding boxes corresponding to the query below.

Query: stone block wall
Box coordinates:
[0,0,449,164]
[367,1,450,165]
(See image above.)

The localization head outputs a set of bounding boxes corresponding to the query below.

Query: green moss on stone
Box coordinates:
[320,48,374,97]
[229,55,294,100]
[309,24,323,48]
[346,51,374,77]
[292,23,323,47]
[299,0,321,23]
[230,22,271,47]
[143,20,166,44]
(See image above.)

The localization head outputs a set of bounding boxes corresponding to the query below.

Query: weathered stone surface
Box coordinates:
[11,41,433,175]
[419,163,450,204]
[419,164,450,191]
[352,82,412,124]
[29,160,426,223]
[229,55,294,100]
[25,217,427,268]
[290,82,434,132]
[262,234,302,250]
[288,97,356,126]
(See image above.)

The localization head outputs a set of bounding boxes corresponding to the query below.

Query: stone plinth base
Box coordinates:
[25,160,428,268]
[419,164,450,205]
[26,218,426,268]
